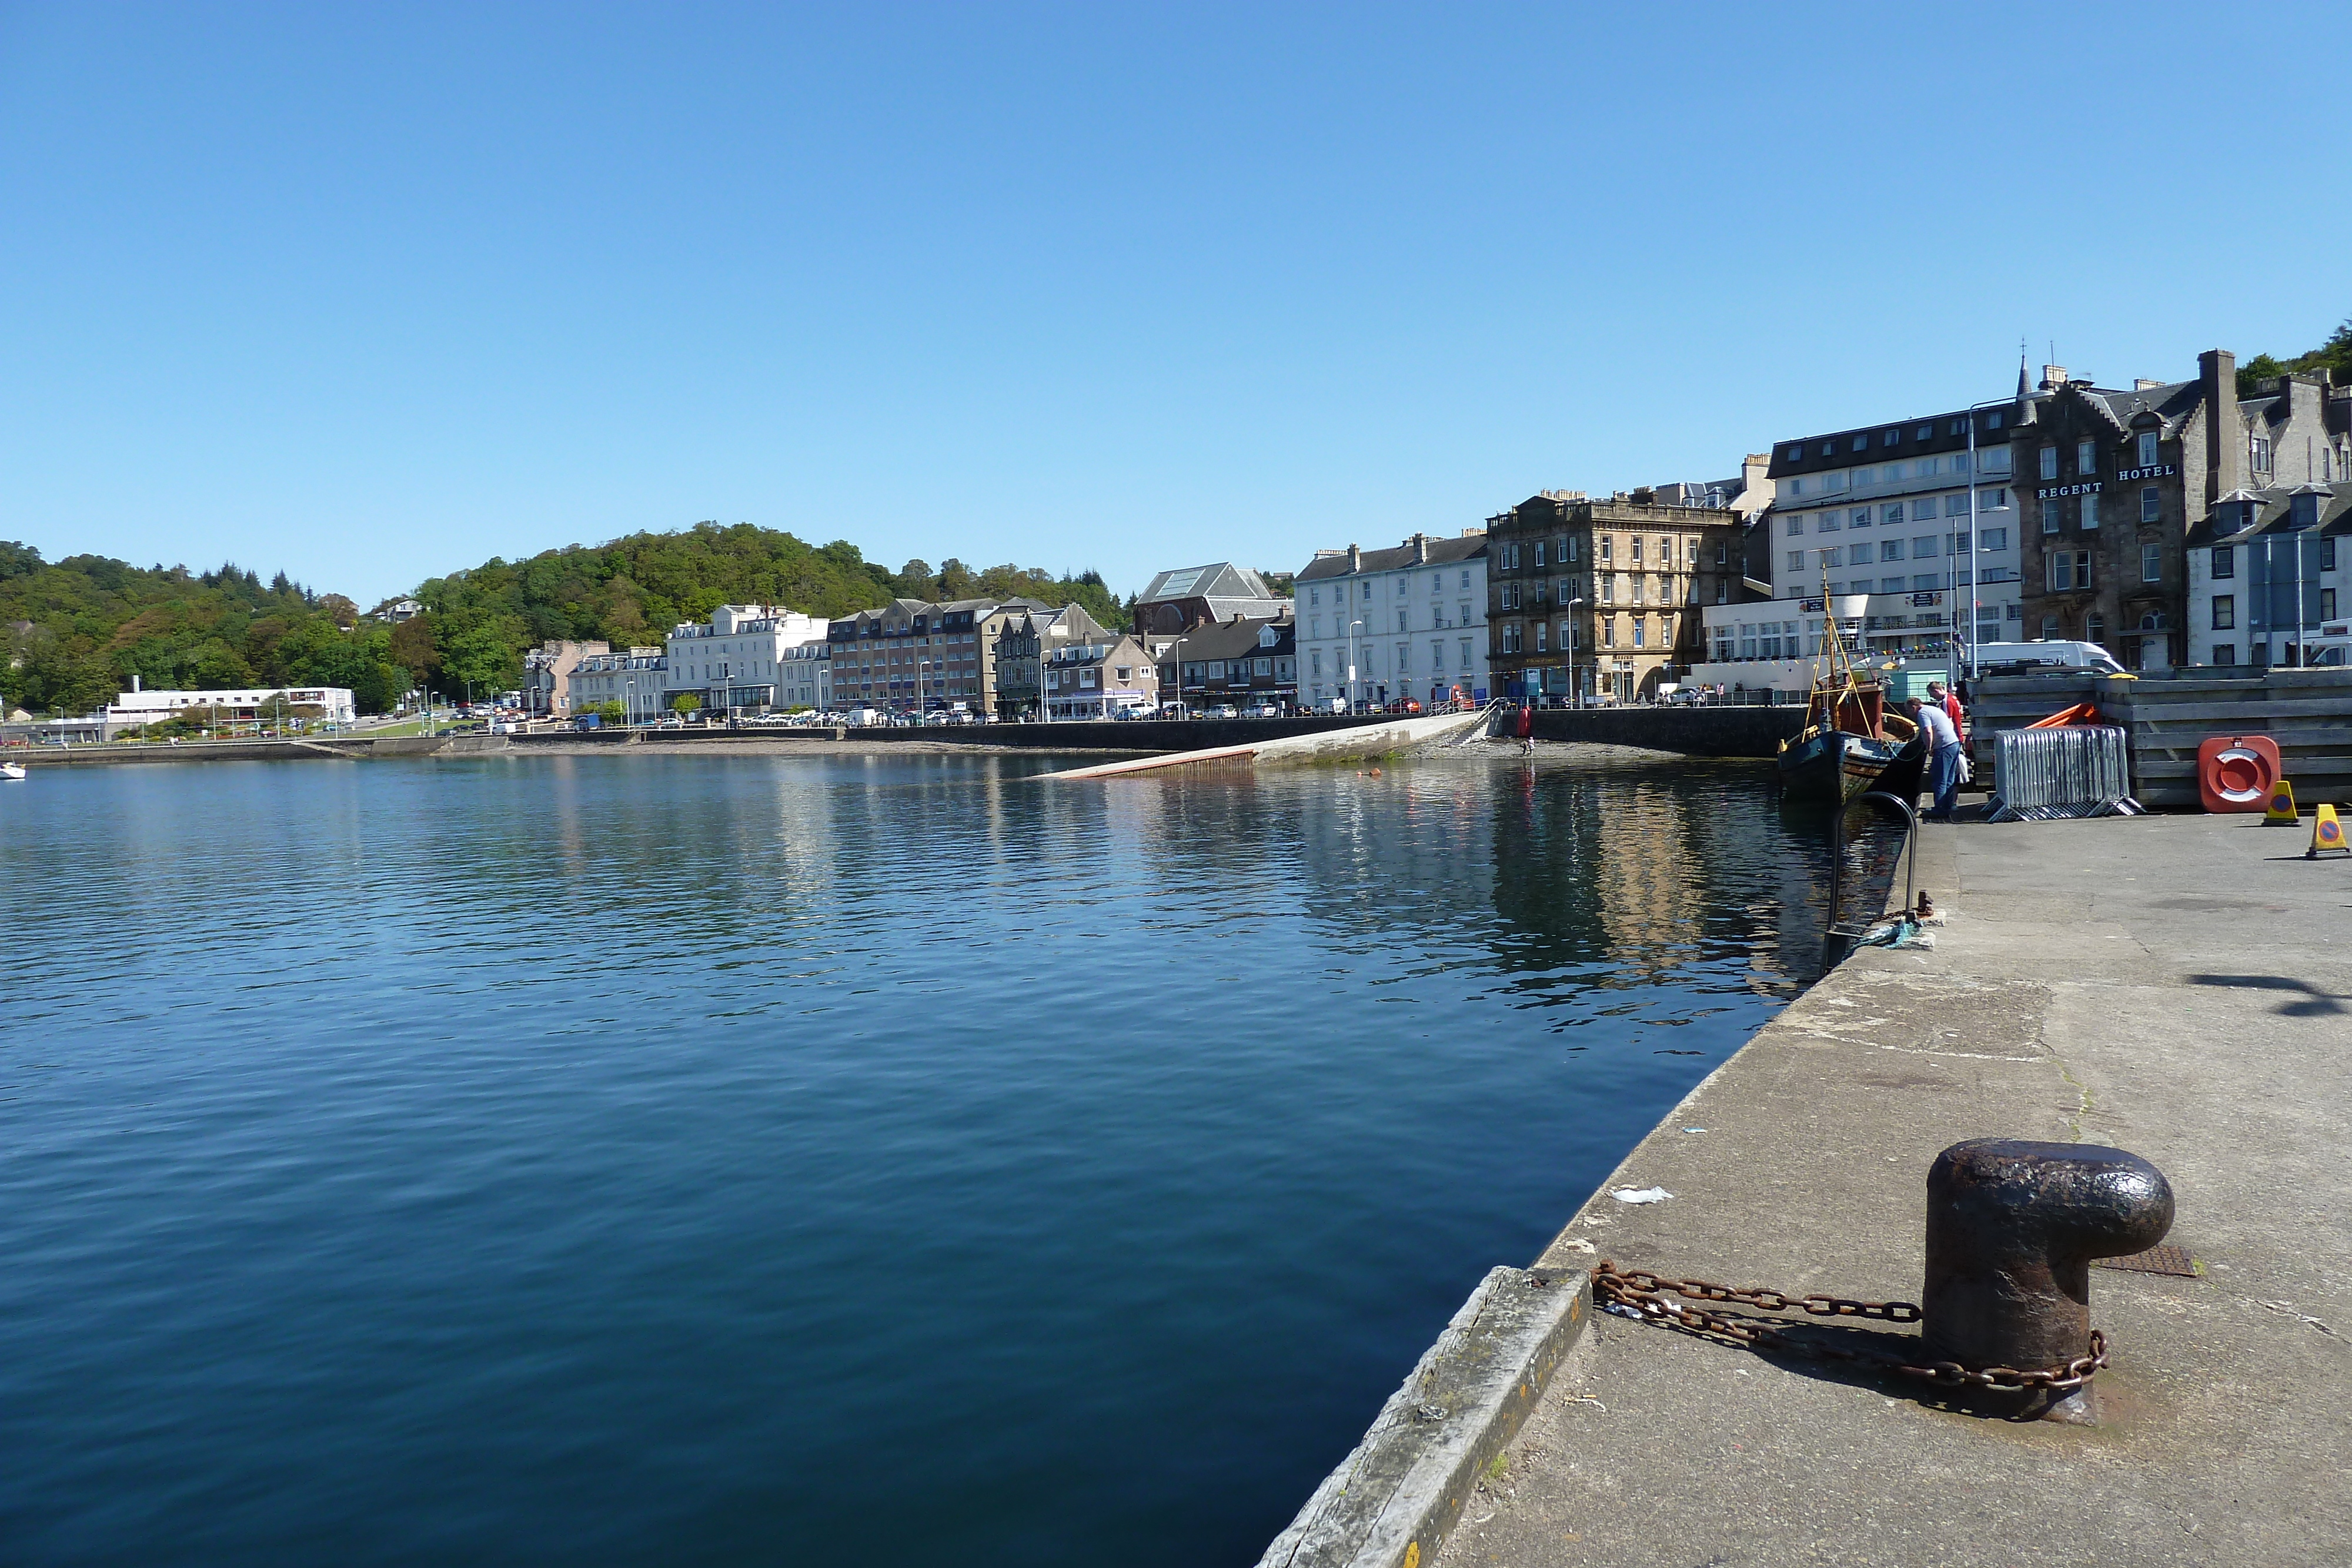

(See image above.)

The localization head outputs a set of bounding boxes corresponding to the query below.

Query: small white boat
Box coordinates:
[0,761,26,781]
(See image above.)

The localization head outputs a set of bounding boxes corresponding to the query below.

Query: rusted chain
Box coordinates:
[1594,1260,2109,1393]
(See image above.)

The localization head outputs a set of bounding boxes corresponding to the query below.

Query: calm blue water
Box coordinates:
[0,750,1863,1564]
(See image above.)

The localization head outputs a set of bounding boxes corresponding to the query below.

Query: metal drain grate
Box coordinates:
[2094,1244,2200,1278]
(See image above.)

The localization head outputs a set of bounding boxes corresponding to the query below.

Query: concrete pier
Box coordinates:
[1435,814,2352,1566]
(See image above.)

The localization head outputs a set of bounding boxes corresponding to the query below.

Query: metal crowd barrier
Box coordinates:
[1986,726,2143,821]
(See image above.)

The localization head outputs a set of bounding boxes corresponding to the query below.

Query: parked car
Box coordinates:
[1206,704,1238,719]
[1246,703,1280,718]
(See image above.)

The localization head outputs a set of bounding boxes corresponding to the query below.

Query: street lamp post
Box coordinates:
[1347,618,1365,713]
[1562,599,1586,709]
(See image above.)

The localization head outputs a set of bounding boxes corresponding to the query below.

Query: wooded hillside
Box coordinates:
[2,523,1130,715]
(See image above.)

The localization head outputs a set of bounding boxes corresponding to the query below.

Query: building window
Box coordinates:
[2137,432,2159,468]
[1819,510,1841,531]
[1912,536,1938,559]
[1982,527,2008,551]
[2085,614,2105,647]
[1534,541,1547,567]
[2213,544,2234,580]
[2140,544,2162,583]
[2212,643,2236,665]
[2210,595,2237,630]
[2080,494,2099,529]
[2140,486,2161,524]
[1877,540,1900,562]
[1852,436,1868,453]
[1632,618,1645,647]
[1909,499,1933,522]
[1850,507,1870,529]
[2046,550,2093,591]
[2039,446,2059,481]
[2251,437,2271,472]
[1786,514,1804,536]
[2323,589,2337,622]
[1788,550,1803,570]
[1882,504,1903,527]
[1311,650,1322,676]
[2322,539,2336,571]
[1821,546,1842,568]
[2077,440,2097,476]
[2041,614,2060,640]
[1601,618,1613,646]
[1599,537,1612,563]
[1459,638,1472,670]
[1532,624,1545,653]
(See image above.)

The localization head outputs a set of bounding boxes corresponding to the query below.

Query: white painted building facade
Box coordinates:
[665,604,830,713]
[108,685,358,726]
[1689,400,2024,694]
[1294,531,1490,709]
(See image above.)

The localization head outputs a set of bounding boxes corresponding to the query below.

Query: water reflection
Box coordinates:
[0,750,1880,1567]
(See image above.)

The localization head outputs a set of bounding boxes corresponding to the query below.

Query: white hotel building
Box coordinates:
[1691,400,2024,693]
[665,604,830,714]
[1294,531,1491,709]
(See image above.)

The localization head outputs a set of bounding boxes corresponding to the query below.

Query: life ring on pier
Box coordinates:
[2197,735,2281,814]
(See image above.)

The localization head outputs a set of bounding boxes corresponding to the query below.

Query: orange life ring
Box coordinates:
[2197,734,2280,813]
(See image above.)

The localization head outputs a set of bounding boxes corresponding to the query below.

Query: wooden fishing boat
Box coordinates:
[1774,586,1925,805]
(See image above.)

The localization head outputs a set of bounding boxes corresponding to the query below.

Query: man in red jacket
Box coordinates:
[1514,704,1535,754]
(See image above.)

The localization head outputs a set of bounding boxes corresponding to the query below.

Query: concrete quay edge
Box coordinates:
[1254,1268,1594,1568]
[1437,813,2352,1567]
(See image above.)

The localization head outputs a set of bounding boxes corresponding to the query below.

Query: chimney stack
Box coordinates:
[1348,544,1362,573]
[1412,533,1428,563]
[2040,365,2069,390]
[2200,349,2242,502]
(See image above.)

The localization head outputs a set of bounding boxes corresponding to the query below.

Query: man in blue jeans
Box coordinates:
[1905,696,1964,821]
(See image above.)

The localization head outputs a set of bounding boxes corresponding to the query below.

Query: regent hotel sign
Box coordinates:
[2036,462,2178,501]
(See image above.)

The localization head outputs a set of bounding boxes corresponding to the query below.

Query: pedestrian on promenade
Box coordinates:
[1927,679,1965,737]
[1903,696,1963,821]
[1515,704,1535,755]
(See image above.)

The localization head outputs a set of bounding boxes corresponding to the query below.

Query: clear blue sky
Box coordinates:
[4,3,2347,607]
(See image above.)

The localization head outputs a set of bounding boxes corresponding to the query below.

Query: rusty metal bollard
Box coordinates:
[1923,1138,2174,1420]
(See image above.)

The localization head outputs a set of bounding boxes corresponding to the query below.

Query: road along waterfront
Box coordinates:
[0,745,1889,1566]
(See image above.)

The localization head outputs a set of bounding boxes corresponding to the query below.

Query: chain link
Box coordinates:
[1593,1260,2109,1393]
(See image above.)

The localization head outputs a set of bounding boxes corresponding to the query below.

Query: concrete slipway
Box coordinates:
[1262,813,2351,1568]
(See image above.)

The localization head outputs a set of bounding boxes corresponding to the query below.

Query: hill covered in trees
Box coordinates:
[407,524,1130,696]
[4,523,1131,716]
[2239,316,2352,396]
[1,544,406,718]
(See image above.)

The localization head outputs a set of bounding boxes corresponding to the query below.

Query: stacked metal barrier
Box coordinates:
[1986,725,2143,821]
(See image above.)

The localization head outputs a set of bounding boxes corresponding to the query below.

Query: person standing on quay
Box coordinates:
[1928,679,1965,738]
[1905,696,1963,821]
[1515,704,1535,755]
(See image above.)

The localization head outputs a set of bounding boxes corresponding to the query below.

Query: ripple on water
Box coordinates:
[0,751,1885,1566]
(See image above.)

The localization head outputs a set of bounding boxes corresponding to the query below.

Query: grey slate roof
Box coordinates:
[1160,614,1295,661]
[1294,533,1488,582]
[2183,479,2352,547]
[1137,563,1274,603]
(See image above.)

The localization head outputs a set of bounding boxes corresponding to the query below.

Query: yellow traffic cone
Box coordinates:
[2310,803,2350,860]
[2263,780,2298,824]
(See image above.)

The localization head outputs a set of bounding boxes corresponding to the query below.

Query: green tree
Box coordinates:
[671,692,702,713]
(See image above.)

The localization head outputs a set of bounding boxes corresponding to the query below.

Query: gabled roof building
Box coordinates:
[1134,563,1291,635]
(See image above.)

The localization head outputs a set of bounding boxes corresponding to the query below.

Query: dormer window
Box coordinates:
[2137,432,2159,468]
[1259,625,1277,648]
[2291,492,2321,527]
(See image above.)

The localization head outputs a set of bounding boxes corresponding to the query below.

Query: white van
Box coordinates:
[1969,641,2129,678]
